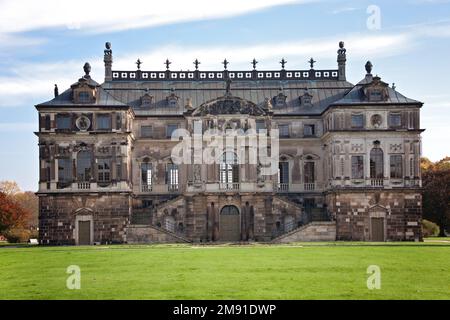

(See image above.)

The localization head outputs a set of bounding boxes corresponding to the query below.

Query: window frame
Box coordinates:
[390,155,403,179]
[278,124,290,138]
[351,114,364,129]
[351,155,364,179]
[96,114,112,131]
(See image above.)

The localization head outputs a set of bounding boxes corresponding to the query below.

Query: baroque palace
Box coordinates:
[36,42,424,245]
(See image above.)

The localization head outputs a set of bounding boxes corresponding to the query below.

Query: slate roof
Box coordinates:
[101,78,354,116]
[36,77,127,108]
[37,70,422,113]
[331,74,422,106]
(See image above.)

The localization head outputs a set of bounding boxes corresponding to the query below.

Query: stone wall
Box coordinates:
[39,193,131,245]
[326,190,422,241]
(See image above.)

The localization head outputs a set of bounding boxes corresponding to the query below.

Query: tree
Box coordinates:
[0,192,30,234]
[13,191,39,229]
[0,181,21,196]
[421,157,450,236]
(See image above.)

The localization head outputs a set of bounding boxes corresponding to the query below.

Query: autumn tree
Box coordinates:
[421,157,450,236]
[0,192,30,234]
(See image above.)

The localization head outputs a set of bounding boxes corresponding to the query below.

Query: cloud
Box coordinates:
[331,7,358,15]
[0,32,413,108]
[0,0,307,35]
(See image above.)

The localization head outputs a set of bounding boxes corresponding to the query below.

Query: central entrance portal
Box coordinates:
[219,205,240,241]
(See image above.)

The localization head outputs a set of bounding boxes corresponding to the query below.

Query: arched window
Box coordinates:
[77,150,92,181]
[220,152,239,184]
[141,161,152,192]
[370,148,384,178]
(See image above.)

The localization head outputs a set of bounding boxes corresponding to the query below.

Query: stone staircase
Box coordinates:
[126,224,192,244]
[271,221,336,243]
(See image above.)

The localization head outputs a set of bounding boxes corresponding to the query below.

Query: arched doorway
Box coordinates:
[219,205,240,241]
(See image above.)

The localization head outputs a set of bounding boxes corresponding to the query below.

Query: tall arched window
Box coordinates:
[370,148,384,179]
[77,150,92,181]
[220,152,239,185]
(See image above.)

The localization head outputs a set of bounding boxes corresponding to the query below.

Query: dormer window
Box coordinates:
[273,90,287,108]
[363,76,389,102]
[167,90,179,107]
[78,92,90,103]
[368,89,383,101]
[141,94,153,108]
[300,90,313,107]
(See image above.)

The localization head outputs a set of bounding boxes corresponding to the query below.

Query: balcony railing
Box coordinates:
[277,183,289,192]
[370,179,384,187]
[304,183,315,191]
[141,184,152,192]
[219,183,240,191]
[77,182,91,190]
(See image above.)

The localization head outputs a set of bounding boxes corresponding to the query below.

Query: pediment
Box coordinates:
[192,95,266,116]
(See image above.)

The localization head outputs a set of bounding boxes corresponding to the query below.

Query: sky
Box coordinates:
[0,0,449,191]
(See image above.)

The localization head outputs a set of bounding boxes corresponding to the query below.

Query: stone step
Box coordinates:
[126,224,192,244]
[271,221,336,243]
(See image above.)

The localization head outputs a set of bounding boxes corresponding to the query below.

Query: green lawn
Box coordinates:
[0,242,449,300]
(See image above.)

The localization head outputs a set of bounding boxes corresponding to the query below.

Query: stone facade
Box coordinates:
[36,42,424,244]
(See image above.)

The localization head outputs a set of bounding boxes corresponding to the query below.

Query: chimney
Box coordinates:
[337,41,346,81]
[104,42,113,82]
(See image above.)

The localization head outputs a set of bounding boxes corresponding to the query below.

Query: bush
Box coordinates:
[4,228,31,243]
[422,219,440,237]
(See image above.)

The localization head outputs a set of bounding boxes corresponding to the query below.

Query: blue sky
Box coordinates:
[0,0,449,191]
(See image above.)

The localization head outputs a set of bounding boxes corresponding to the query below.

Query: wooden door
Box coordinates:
[371,217,385,242]
[219,206,240,241]
[78,220,91,245]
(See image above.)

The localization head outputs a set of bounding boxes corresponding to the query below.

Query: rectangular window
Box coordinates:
[58,158,72,183]
[166,124,178,138]
[390,155,403,179]
[56,114,71,130]
[304,162,315,183]
[369,90,383,101]
[141,163,152,186]
[116,162,122,181]
[351,114,364,128]
[97,159,111,183]
[96,114,111,130]
[116,113,122,130]
[256,120,266,133]
[278,124,290,138]
[389,113,402,127]
[141,125,153,138]
[303,124,315,137]
[78,91,91,103]
[44,115,51,130]
[351,156,364,179]
[278,162,289,184]
[166,164,179,186]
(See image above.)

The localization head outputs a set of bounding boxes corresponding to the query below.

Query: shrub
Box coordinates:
[422,219,440,237]
[5,228,31,243]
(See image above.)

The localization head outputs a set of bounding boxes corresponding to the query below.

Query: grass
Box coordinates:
[0,242,449,300]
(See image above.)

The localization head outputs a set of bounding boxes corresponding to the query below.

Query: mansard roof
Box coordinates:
[36,75,127,108]
[331,74,422,106]
[102,78,354,116]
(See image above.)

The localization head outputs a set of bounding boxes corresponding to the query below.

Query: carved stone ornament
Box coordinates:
[371,114,382,128]
[76,115,91,131]
[193,95,266,116]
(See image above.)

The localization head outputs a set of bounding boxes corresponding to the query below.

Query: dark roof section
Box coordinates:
[36,76,128,108]
[102,79,355,116]
[331,74,422,106]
